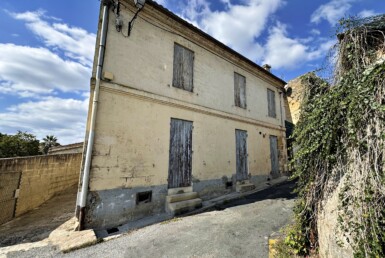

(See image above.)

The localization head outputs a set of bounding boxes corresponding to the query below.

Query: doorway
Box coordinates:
[235,129,248,181]
[168,118,193,188]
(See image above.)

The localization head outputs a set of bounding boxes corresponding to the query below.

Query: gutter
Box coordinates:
[78,0,111,230]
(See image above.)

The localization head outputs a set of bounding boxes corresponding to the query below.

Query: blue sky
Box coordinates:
[0,0,384,144]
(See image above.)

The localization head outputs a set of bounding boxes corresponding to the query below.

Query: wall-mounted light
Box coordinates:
[127,0,146,36]
[115,16,123,32]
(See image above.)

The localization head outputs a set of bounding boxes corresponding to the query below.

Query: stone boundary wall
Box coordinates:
[0,153,81,225]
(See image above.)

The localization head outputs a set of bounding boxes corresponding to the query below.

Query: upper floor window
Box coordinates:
[172,43,194,92]
[267,88,276,118]
[234,72,246,109]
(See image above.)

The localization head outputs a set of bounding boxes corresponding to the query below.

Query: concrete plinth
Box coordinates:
[166,198,203,215]
[236,181,256,193]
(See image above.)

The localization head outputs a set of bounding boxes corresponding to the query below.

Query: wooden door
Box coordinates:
[235,129,248,181]
[270,135,279,178]
[168,119,193,188]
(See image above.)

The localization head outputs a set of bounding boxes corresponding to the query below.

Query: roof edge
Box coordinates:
[146,0,287,86]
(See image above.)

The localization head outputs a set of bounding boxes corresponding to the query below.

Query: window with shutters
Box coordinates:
[172,43,194,92]
[234,72,246,109]
[267,88,276,118]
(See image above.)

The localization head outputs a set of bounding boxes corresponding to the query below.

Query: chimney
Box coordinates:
[262,64,271,72]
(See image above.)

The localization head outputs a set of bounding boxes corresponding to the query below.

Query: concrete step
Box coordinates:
[166,198,202,215]
[166,192,199,203]
[236,183,256,193]
[167,186,193,195]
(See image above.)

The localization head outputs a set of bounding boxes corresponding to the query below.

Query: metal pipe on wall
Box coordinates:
[78,0,110,230]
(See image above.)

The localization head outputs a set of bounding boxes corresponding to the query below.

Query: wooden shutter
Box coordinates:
[269,135,279,178]
[267,89,276,117]
[235,129,248,181]
[234,72,246,108]
[168,119,193,188]
[172,44,194,92]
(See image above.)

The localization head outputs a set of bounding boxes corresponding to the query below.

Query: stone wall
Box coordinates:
[0,153,81,225]
[318,175,354,258]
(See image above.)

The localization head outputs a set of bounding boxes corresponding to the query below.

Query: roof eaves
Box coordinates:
[146,0,287,86]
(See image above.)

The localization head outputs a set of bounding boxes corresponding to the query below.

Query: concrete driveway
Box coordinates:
[0,185,77,248]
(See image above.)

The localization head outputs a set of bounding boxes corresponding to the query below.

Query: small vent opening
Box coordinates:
[226,181,233,189]
[136,191,152,205]
[106,227,119,234]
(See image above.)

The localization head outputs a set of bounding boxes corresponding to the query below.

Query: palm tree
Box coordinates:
[42,135,60,154]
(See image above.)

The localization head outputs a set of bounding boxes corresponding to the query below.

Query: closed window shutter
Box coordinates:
[173,44,194,92]
[234,72,246,108]
[267,89,276,117]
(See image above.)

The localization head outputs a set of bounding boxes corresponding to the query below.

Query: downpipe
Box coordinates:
[78,0,110,230]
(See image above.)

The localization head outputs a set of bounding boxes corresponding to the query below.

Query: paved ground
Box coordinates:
[0,185,77,248]
[4,180,296,258]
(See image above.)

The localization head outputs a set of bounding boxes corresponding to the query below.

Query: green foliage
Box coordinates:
[272,237,298,258]
[272,222,311,257]
[283,222,308,256]
[288,14,385,257]
[41,135,60,154]
[0,131,41,158]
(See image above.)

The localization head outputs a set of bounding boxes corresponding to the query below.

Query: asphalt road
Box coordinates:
[7,180,296,258]
[208,179,297,211]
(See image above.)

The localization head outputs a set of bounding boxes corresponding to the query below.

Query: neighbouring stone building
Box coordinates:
[77,0,289,230]
[48,142,84,155]
[286,76,304,125]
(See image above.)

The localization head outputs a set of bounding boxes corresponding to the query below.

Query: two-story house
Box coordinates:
[76,0,288,230]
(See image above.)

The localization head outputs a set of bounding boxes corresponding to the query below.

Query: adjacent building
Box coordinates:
[77,0,289,230]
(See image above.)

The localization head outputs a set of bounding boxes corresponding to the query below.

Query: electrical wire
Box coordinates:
[113,0,283,87]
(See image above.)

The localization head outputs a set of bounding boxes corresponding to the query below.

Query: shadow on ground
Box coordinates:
[207,179,297,211]
[0,185,77,247]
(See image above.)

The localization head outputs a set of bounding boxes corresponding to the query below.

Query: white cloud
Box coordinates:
[10,10,96,67]
[310,29,321,35]
[1,10,95,97]
[311,0,354,25]
[180,0,284,62]
[0,43,90,97]
[358,9,378,18]
[182,0,211,22]
[0,97,88,144]
[154,0,167,6]
[263,23,335,69]
[220,0,232,9]
[172,0,335,71]
[0,10,95,144]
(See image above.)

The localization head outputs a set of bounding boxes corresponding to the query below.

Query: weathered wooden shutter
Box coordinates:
[235,129,248,181]
[234,72,246,108]
[172,44,194,92]
[168,119,193,188]
[269,135,279,178]
[267,89,276,117]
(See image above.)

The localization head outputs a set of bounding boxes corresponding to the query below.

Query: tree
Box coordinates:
[0,131,41,158]
[41,135,60,154]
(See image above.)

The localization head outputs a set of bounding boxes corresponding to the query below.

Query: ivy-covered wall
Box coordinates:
[285,15,385,257]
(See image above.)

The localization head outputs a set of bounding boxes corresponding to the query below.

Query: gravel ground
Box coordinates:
[4,181,296,258]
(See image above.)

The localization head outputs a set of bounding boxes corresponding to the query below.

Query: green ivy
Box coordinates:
[287,15,385,257]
